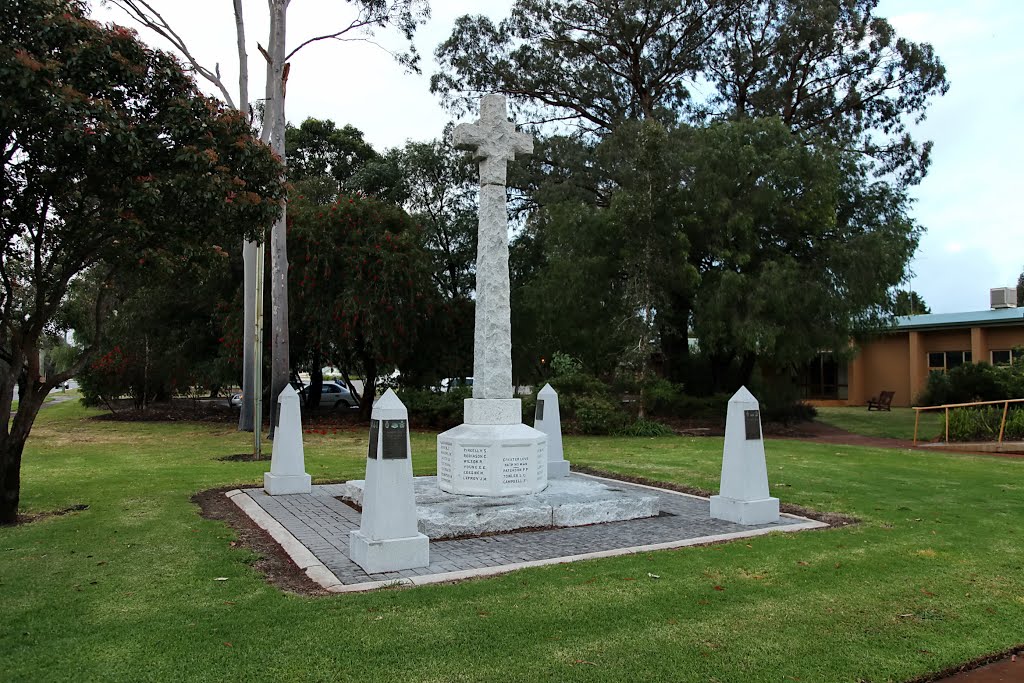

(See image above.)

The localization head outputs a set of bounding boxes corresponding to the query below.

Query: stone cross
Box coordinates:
[454,94,533,400]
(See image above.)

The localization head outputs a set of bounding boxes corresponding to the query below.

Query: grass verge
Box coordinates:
[0,402,1022,682]
[816,406,947,441]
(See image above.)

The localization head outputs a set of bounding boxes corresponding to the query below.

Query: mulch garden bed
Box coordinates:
[911,647,1023,682]
[92,399,237,423]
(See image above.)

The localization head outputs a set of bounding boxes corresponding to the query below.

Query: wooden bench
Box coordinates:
[867,391,895,411]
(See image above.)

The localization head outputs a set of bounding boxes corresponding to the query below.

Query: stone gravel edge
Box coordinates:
[225,489,345,591]
[227,476,829,595]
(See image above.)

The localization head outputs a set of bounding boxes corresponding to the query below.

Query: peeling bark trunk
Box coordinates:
[239,239,257,431]
[234,0,256,432]
[267,0,290,439]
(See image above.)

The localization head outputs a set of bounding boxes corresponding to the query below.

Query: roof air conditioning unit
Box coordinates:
[990,287,1018,309]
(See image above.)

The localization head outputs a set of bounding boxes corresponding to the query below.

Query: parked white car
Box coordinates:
[300,381,358,409]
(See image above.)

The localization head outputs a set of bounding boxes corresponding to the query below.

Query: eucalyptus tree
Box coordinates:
[111,0,429,435]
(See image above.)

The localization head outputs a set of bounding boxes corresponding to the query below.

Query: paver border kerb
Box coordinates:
[225,489,344,590]
[226,473,829,594]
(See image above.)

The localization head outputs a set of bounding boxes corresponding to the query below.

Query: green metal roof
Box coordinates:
[895,307,1024,330]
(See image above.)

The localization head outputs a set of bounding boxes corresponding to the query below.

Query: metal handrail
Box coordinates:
[912,397,1024,446]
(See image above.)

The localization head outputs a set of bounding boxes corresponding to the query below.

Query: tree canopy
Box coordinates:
[289,194,433,419]
[436,0,947,390]
[0,0,284,523]
[892,290,931,316]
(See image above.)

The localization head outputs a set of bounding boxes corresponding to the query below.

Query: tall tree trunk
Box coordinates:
[0,434,26,525]
[0,351,46,525]
[307,352,323,411]
[738,351,758,388]
[658,296,692,383]
[267,0,289,439]
[239,240,257,431]
[358,362,377,423]
[234,0,257,432]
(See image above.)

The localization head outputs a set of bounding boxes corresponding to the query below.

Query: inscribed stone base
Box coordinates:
[437,423,547,496]
[263,472,311,496]
[709,495,779,525]
[547,459,570,478]
[348,530,429,574]
[339,476,660,539]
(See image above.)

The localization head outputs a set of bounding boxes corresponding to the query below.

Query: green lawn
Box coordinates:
[2,402,1022,682]
[816,406,947,441]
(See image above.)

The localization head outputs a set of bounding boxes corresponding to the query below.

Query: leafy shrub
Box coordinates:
[520,393,537,424]
[754,381,818,424]
[571,395,629,435]
[616,418,675,437]
[1004,407,1024,440]
[918,362,1024,406]
[397,387,471,429]
[948,406,1000,442]
[642,379,730,419]
[539,355,631,435]
[550,351,584,376]
[948,405,1024,442]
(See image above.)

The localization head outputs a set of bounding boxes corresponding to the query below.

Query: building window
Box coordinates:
[799,353,849,400]
[928,350,972,372]
[991,349,1021,366]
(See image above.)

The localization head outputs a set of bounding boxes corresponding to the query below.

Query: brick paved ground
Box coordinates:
[241,473,810,586]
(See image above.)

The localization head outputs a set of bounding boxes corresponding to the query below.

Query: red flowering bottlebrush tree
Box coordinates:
[0,0,284,523]
[73,243,246,409]
[289,194,434,421]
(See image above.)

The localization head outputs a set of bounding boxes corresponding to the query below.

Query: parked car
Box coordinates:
[229,393,242,408]
[300,381,358,409]
[438,377,473,392]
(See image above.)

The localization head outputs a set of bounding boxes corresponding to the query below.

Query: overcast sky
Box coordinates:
[90,0,1024,314]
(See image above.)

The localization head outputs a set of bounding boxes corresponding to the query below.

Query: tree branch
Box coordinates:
[106,0,237,108]
[285,14,385,61]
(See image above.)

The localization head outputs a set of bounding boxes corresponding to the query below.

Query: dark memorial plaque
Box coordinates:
[367,419,379,459]
[744,410,761,440]
[535,399,545,421]
[381,419,409,459]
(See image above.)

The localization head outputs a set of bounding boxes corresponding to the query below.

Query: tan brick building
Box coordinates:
[802,292,1024,408]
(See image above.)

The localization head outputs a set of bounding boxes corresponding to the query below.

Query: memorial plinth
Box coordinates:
[350,390,429,573]
[263,385,311,495]
[437,421,547,496]
[437,93,548,496]
[535,383,569,478]
[709,386,780,525]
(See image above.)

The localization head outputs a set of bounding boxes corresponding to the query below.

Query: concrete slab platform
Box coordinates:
[228,473,827,593]
[336,475,660,538]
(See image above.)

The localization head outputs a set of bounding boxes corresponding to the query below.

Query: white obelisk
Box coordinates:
[709,386,780,525]
[534,384,569,477]
[263,385,311,495]
[350,389,429,573]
